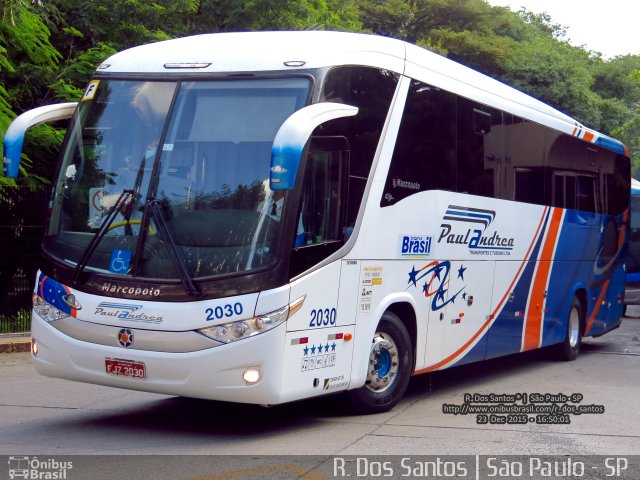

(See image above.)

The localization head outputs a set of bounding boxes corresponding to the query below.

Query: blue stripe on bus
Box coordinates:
[462,208,626,366]
[481,210,551,361]
[626,271,640,283]
[594,136,627,155]
[443,210,494,227]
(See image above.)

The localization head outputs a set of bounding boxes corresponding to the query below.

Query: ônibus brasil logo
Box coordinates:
[8,456,73,479]
[439,205,514,256]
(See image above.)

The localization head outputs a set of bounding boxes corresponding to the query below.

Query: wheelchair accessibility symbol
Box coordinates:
[109,249,132,274]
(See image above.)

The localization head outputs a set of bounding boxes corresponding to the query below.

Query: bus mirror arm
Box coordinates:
[270,102,358,190]
[2,102,77,178]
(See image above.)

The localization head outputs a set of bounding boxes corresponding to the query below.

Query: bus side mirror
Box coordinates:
[2,102,77,178]
[270,102,358,190]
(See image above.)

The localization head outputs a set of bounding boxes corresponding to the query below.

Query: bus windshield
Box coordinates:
[44,77,311,280]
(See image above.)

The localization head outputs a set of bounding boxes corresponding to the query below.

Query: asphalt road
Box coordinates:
[0,311,638,463]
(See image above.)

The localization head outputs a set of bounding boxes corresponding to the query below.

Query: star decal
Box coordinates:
[433,264,444,280]
[408,266,420,286]
[407,260,466,311]
[303,345,309,356]
[310,344,316,355]
[457,265,466,280]
[331,342,336,352]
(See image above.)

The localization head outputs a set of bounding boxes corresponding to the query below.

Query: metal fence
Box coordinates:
[0,186,50,333]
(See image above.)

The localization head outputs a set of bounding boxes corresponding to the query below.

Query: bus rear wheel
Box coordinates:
[556,296,584,361]
[347,311,412,414]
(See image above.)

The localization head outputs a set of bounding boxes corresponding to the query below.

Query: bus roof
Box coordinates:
[99,31,628,157]
[101,31,406,75]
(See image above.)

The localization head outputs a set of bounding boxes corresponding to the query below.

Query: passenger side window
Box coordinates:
[604,155,630,216]
[576,175,596,212]
[320,66,399,225]
[552,173,597,212]
[289,66,399,278]
[514,168,547,205]
[456,99,502,197]
[382,80,457,206]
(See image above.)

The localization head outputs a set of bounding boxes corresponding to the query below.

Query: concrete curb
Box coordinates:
[0,333,31,353]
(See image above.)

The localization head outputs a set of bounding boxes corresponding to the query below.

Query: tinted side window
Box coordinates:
[515,168,546,204]
[457,98,502,197]
[576,175,596,212]
[605,155,630,216]
[504,117,549,205]
[290,66,399,278]
[320,66,399,224]
[382,80,456,206]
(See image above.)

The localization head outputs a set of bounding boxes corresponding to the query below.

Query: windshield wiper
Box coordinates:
[123,150,147,235]
[71,189,134,285]
[148,200,201,297]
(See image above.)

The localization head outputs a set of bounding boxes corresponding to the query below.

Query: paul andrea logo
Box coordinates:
[94,302,163,323]
[438,205,514,255]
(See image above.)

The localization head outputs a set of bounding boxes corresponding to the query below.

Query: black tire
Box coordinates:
[347,311,413,414]
[556,296,584,361]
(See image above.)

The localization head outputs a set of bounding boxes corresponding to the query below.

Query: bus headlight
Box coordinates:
[32,293,70,323]
[198,296,305,344]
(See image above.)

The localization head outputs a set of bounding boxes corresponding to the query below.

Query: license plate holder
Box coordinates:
[105,358,146,379]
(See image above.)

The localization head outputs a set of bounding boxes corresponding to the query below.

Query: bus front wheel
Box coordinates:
[556,296,584,361]
[347,311,412,414]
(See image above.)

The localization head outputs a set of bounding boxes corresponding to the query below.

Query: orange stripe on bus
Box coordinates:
[571,123,579,136]
[584,214,623,336]
[618,209,629,249]
[583,131,595,142]
[584,280,610,336]
[413,207,549,375]
[522,208,563,351]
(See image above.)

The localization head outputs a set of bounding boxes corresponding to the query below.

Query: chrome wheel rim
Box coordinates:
[365,332,399,393]
[569,307,580,348]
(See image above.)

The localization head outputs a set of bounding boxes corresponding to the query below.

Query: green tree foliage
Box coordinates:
[498,10,636,136]
[49,0,198,52]
[612,69,640,176]
[0,0,64,189]
[590,55,640,142]
[194,0,362,32]
[357,0,527,76]
[357,0,638,153]
[592,55,640,104]
[502,35,600,122]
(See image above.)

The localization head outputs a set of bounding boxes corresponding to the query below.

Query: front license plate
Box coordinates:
[105,358,146,379]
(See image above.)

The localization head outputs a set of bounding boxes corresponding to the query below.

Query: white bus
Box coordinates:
[3,31,630,413]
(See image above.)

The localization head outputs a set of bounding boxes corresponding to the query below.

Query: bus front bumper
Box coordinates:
[30,313,288,405]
